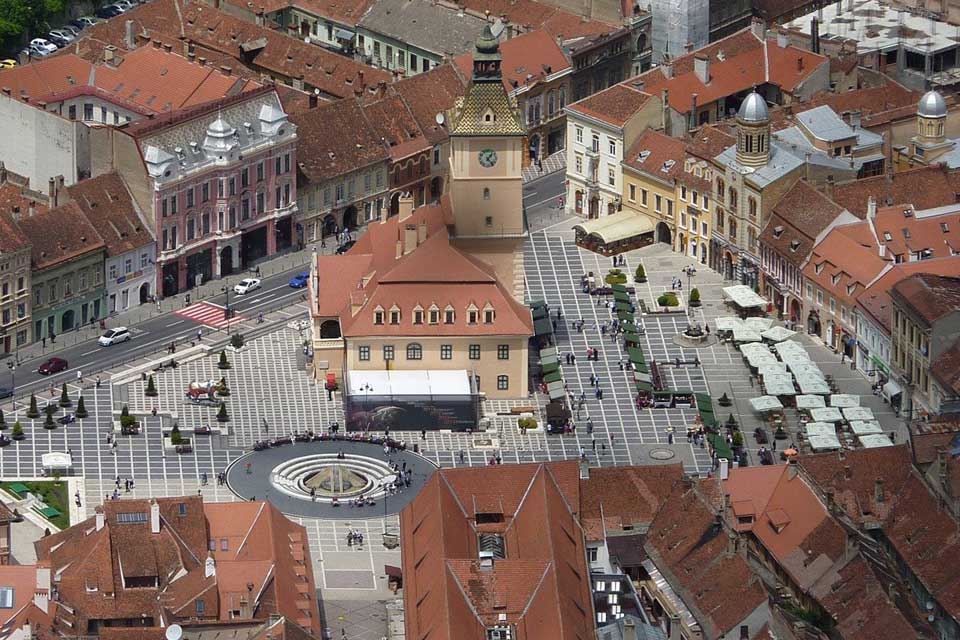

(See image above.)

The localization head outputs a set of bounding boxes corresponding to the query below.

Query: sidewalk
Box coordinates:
[4,244,327,365]
[522,150,566,183]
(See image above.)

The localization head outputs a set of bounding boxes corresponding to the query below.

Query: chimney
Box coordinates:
[684,42,693,53]
[719,457,729,480]
[727,532,738,557]
[824,174,834,201]
[797,56,804,72]
[152,39,162,49]
[0,162,5,184]
[661,89,670,135]
[660,60,673,80]
[777,31,789,48]
[198,56,207,67]
[824,487,835,512]
[28,205,35,218]
[150,499,160,534]
[417,220,427,244]
[579,461,590,479]
[205,553,216,578]
[95,507,104,531]
[623,618,637,640]
[874,479,885,503]
[688,93,698,131]
[125,20,135,50]
[750,17,765,40]
[867,195,877,221]
[48,177,55,201]
[403,223,417,255]
[397,192,414,221]
[33,568,50,615]
[104,45,116,64]
[220,65,232,76]
[255,8,266,27]
[479,551,495,570]
[885,164,894,183]
[395,239,403,259]
[849,110,861,129]
[378,80,388,98]
[694,55,709,84]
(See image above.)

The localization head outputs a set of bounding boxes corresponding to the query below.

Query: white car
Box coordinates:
[99,326,132,346]
[29,38,58,54]
[233,278,261,295]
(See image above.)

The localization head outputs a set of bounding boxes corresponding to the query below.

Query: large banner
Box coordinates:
[344,394,480,432]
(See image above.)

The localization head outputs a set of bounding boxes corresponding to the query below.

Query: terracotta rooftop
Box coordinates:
[859,203,960,261]
[221,0,376,25]
[634,28,826,115]
[578,464,684,541]
[67,173,153,257]
[381,64,467,145]
[644,481,767,639]
[622,129,686,179]
[802,228,888,308]
[16,201,105,271]
[891,272,960,325]
[399,461,593,640]
[454,29,570,95]
[767,79,920,130]
[855,257,960,332]
[931,340,960,396]
[760,180,847,267]
[291,98,389,182]
[566,82,654,128]
[686,125,736,160]
[830,166,960,217]
[314,199,533,338]
[455,0,617,40]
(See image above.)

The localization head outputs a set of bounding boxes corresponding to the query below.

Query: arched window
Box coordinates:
[748,197,757,220]
[729,218,738,240]
[728,187,737,209]
[483,188,491,200]
[748,227,757,250]
[406,343,423,360]
[716,177,725,197]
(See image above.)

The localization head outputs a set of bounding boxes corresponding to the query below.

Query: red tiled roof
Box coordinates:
[222,0,377,26]
[16,201,105,271]
[315,200,533,338]
[399,461,593,640]
[855,257,960,332]
[891,272,960,325]
[865,203,960,261]
[622,129,685,179]
[830,166,960,217]
[291,98,389,182]
[932,340,960,396]
[686,125,736,160]
[635,28,826,115]
[67,172,153,257]
[760,180,846,267]
[565,82,653,127]
[578,465,683,541]
[802,229,888,309]
[767,79,920,130]
[454,30,570,95]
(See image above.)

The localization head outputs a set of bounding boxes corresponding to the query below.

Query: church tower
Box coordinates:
[909,89,951,165]
[447,25,526,238]
[735,91,771,168]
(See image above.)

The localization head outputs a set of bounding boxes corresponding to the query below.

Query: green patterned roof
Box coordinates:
[448,82,525,137]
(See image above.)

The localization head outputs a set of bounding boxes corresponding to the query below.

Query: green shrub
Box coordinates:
[604,269,627,285]
[732,431,744,447]
[218,350,231,370]
[75,396,87,419]
[689,287,701,304]
[170,425,183,445]
[119,414,136,431]
[635,264,646,282]
[0,409,5,428]
[43,411,56,430]
[58,383,71,408]
[145,375,158,397]
[121,404,130,418]
[517,417,538,431]
[230,334,245,350]
[11,422,23,440]
[216,402,229,422]
[217,377,230,397]
[657,292,679,308]
[26,395,38,419]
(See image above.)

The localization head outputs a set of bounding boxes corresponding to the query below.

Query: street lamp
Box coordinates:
[221,283,231,335]
[6,361,15,408]
[682,265,697,317]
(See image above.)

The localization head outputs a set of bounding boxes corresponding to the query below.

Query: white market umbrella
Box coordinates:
[810,406,843,423]
[715,317,743,332]
[750,396,784,413]
[733,327,762,343]
[830,394,860,408]
[761,326,797,342]
[849,420,883,436]
[858,433,894,448]
[796,395,826,409]
[745,317,775,332]
[843,406,875,422]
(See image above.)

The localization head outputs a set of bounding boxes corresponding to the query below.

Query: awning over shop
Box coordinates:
[335,28,355,40]
[611,283,627,293]
[572,212,655,244]
[615,301,633,312]
[627,346,646,364]
[882,379,902,400]
[614,290,631,303]
[348,370,471,396]
[533,317,553,336]
[722,285,768,309]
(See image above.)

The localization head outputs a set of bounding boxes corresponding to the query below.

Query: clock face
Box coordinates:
[478,149,498,168]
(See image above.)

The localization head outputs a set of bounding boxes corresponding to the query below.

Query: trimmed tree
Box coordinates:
[170,424,183,445]
[218,350,231,370]
[0,409,5,429]
[230,333,245,350]
[26,394,38,419]
[145,375,158,397]
[11,421,24,440]
[689,287,701,307]
[216,401,229,423]
[59,383,71,408]
[43,408,56,430]
[217,377,230,397]
[718,392,732,407]
[634,263,646,283]
[121,404,130,418]
[75,395,88,419]
[726,413,738,429]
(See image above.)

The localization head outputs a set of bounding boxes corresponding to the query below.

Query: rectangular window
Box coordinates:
[196,600,205,616]
[666,200,673,218]
[575,155,583,175]
[591,134,599,152]
[383,345,395,361]
[410,53,418,71]
[241,167,249,188]
[497,375,509,390]
[654,195,662,213]
[497,344,510,360]
[257,192,265,214]
[202,182,210,202]
[641,189,648,206]
[608,139,616,155]
[186,188,195,208]
[468,344,480,360]
[218,179,225,198]
[358,345,370,361]
[257,161,264,182]
[629,184,636,202]
[229,178,236,196]
[284,153,291,174]
[680,185,687,201]
[575,127,583,143]
[440,344,452,360]
[275,156,282,176]
[68,105,76,120]
[607,167,615,187]
[124,258,133,274]
[83,103,93,120]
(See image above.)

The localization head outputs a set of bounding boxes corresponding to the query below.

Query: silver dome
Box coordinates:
[918,90,947,118]
[737,91,769,123]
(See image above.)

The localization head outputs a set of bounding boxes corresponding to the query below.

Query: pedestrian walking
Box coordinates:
[77,370,83,384]
[196,328,203,342]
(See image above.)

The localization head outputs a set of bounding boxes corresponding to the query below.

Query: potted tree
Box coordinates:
[218,350,231,370]
[43,406,57,430]
[58,384,71,408]
[216,402,229,423]
[634,263,647,283]
[689,287,701,307]
[75,395,88,419]
[26,394,39,419]
[229,334,245,351]
[718,392,732,407]
[11,421,24,441]
[217,377,230,397]
[0,409,5,430]
[145,375,158,397]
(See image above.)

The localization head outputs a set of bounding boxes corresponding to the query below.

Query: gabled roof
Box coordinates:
[635,28,826,115]
[622,129,686,180]
[449,81,525,136]
[891,273,960,325]
[565,82,654,128]
[931,340,960,396]
[830,166,960,217]
[855,257,960,332]
[802,230,888,307]
[759,180,846,267]
[291,98,389,183]
[68,172,153,256]
[16,201,105,271]
[578,465,684,541]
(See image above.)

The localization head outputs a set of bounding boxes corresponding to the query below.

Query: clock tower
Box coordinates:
[447,25,526,238]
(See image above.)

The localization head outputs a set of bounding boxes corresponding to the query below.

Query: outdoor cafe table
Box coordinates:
[842,406,875,422]
[795,395,826,410]
[858,433,894,448]
[809,407,843,423]
[830,394,860,408]
[849,420,883,436]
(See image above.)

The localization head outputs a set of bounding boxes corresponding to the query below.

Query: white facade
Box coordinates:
[565,113,624,218]
[105,244,156,314]
[854,307,892,382]
[0,95,87,187]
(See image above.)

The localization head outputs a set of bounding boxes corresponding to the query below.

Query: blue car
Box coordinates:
[289,272,309,288]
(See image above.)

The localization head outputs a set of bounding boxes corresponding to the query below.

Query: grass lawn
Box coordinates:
[0,480,70,530]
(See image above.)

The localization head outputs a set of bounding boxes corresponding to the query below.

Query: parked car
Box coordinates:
[29,38,57,54]
[47,30,75,46]
[288,272,309,288]
[99,326,132,346]
[114,0,137,10]
[59,24,83,38]
[335,240,356,254]
[73,16,100,28]
[0,387,12,400]
[0,59,16,69]
[95,4,123,18]
[233,278,261,295]
[38,357,68,375]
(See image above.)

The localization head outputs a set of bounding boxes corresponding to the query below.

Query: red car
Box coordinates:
[38,357,68,375]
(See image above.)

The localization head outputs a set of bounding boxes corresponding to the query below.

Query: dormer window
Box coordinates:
[484,309,495,324]
[773,225,784,238]
[832,273,841,285]
[429,305,440,324]
[445,306,455,324]
[413,306,424,325]
[467,306,479,324]
[390,307,401,325]
[374,307,385,325]
[815,262,824,275]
